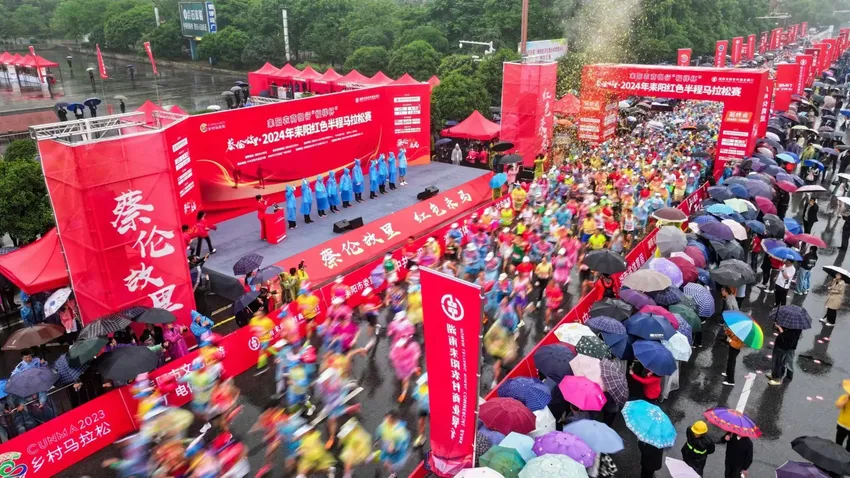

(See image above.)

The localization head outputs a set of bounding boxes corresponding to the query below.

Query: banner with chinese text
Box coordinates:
[421,268,481,476]
[795,55,813,94]
[731,37,743,65]
[759,32,768,54]
[677,49,691,67]
[499,62,558,167]
[714,41,728,67]
[747,34,756,61]
[774,63,798,112]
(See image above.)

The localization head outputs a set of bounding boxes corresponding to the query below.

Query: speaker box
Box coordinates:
[348,216,364,230]
[333,219,350,234]
[417,185,439,200]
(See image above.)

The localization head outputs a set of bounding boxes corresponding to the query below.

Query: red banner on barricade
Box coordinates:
[677,49,691,67]
[420,268,482,476]
[714,41,728,67]
[500,62,558,167]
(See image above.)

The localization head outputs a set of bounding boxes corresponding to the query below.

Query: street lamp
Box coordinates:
[459,40,495,55]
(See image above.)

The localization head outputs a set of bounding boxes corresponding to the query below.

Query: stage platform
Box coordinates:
[203,163,489,277]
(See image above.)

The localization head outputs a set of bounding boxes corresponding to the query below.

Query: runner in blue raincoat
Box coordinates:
[326,171,340,213]
[300,178,314,223]
[377,154,388,194]
[388,153,398,190]
[369,160,379,199]
[315,175,329,218]
[285,185,297,229]
[398,148,408,186]
[340,168,353,208]
[352,159,365,203]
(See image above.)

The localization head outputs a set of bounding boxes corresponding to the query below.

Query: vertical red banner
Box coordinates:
[96,44,108,80]
[795,55,813,93]
[760,32,769,54]
[714,40,728,67]
[143,41,159,76]
[499,62,558,167]
[824,39,837,65]
[28,45,42,83]
[420,268,482,476]
[747,34,756,60]
[677,48,692,66]
[806,48,821,84]
[731,37,743,64]
[774,63,799,111]
[816,43,829,75]
[801,22,808,37]
[756,79,773,139]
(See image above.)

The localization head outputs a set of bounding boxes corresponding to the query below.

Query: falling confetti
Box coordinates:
[814,359,822,364]
[767,355,773,359]
[816,396,824,400]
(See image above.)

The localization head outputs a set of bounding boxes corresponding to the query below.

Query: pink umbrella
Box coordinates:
[532,431,596,467]
[668,256,699,285]
[791,233,827,248]
[754,197,777,215]
[776,181,798,193]
[480,398,536,435]
[684,246,707,269]
[558,375,607,411]
[639,305,680,329]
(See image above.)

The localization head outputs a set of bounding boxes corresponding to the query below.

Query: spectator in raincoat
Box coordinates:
[300,179,314,223]
[285,185,297,229]
[189,311,214,344]
[369,160,379,199]
[352,159,365,202]
[398,148,408,186]
[378,154,389,194]
[388,153,399,190]
[340,168,353,208]
[326,171,340,213]
[315,175,329,218]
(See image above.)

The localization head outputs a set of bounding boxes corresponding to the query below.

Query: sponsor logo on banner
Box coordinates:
[523,38,569,61]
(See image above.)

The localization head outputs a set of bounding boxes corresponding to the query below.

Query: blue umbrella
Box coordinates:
[490,173,508,189]
[632,340,677,376]
[696,268,714,288]
[777,172,804,187]
[706,204,735,216]
[767,246,803,261]
[500,432,536,461]
[724,177,749,187]
[67,103,85,112]
[741,209,759,221]
[745,220,765,234]
[693,215,720,226]
[762,238,787,251]
[700,221,735,241]
[727,212,746,224]
[83,97,102,107]
[708,186,734,201]
[498,377,552,411]
[622,400,677,448]
[563,419,624,453]
[624,313,676,341]
[764,165,785,176]
[586,316,627,335]
[804,159,825,171]
[651,286,684,306]
[784,218,803,235]
[683,283,715,318]
[757,156,779,167]
[435,138,452,146]
[601,332,632,360]
[728,184,749,199]
[841,109,850,117]
[776,153,799,164]
[0,379,7,399]
[533,344,575,382]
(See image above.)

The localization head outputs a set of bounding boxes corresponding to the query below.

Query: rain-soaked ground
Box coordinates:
[60,188,850,477]
[0,48,245,116]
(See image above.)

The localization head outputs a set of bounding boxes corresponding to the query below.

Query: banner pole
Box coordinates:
[153,74,161,105]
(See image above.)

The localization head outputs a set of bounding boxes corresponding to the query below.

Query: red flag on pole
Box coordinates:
[143,41,158,76]
[96,44,108,80]
[28,46,42,83]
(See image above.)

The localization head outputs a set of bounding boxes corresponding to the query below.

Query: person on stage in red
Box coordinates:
[194,210,217,255]
[256,194,269,241]
[181,224,195,256]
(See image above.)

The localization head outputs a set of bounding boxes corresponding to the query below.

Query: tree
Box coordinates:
[2,140,37,162]
[104,4,156,51]
[431,72,490,134]
[388,40,441,80]
[215,0,258,32]
[347,28,393,52]
[141,20,185,59]
[198,27,250,66]
[437,54,477,78]
[241,36,283,69]
[475,48,520,105]
[343,46,389,76]
[299,0,354,66]
[395,25,449,54]
[0,159,54,245]
[11,4,48,38]
[51,0,111,41]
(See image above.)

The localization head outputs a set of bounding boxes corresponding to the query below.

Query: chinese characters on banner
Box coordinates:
[420,268,481,476]
[759,32,768,55]
[774,63,799,112]
[795,55,813,94]
[747,34,756,61]
[731,37,743,65]
[806,48,821,84]
[677,49,691,67]
[499,62,558,167]
[801,22,808,36]
[714,40,728,67]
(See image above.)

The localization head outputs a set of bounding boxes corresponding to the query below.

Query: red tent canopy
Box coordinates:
[0,52,12,65]
[294,66,322,82]
[136,100,165,114]
[337,69,370,88]
[441,110,500,141]
[10,54,23,66]
[270,64,301,81]
[313,68,343,93]
[247,62,280,95]
[16,54,37,67]
[252,62,279,75]
[554,93,580,115]
[391,73,420,85]
[167,105,189,115]
[427,75,440,90]
[34,55,59,68]
[0,229,69,294]
[366,71,393,85]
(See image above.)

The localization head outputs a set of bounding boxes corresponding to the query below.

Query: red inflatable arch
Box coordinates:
[578,64,772,175]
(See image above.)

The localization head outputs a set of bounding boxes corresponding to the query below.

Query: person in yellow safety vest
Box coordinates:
[680,420,715,476]
[511,184,527,213]
[500,206,514,227]
[250,313,276,374]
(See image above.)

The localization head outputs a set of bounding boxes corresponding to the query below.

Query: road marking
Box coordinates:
[735,372,757,412]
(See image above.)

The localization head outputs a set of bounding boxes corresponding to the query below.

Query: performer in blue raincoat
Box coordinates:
[398,148,408,186]
[369,160,379,199]
[388,153,398,190]
[300,178,314,223]
[285,185,297,229]
[315,175,329,218]
[377,154,388,194]
[340,168,353,208]
[352,159,365,203]
[326,171,340,213]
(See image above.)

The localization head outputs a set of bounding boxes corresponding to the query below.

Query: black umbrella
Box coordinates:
[709,268,748,287]
[233,253,264,275]
[582,250,627,275]
[590,298,632,322]
[78,315,132,340]
[435,138,452,147]
[498,154,522,166]
[6,368,58,398]
[68,337,108,368]
[233,290,261,314]
[95,346,159,383]
[136,308,177,325]
[235,80,248,86]
[119,305,149,320]
[254,265,283,283]
[55,101,70,109]
[491,141,515,152]
[83,97,101,107]
[2,324,65,351]
[692,151,711,158]
[709,240,744,261]
[762,214,786,238]
[791,436,850,475]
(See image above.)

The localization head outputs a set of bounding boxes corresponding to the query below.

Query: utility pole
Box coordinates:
[282,9,291,62]
[520,0,529,54]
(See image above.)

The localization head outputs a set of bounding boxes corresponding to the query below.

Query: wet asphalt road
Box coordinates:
[64,190,850,477]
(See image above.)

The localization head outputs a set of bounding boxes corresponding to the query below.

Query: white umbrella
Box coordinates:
[618,100,632,108]
[670,252,694,265]
[665,457,701,477]
[758,147,775,158]
[456,468,505,478]
[570,355,603,388]
[724,198,755,213]
[554,323,595,345]
[838,197,850,206]
[44,287,72,317]
[766,131,780,142]
[661,333,692,361]
[837,173,850,182]
[795,185,827,193]
[721,219,748,240]
[824,266,850,282]
[528,407,556,438]
[206,105,222,111]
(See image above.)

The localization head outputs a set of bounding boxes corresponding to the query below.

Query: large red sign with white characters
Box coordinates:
[500,62,558,166]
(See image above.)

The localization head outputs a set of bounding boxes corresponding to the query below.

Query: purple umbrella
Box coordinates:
[700,221,735,241]
[647,258,684,288]
[586,316,627,335]
[776,460,829,478]
[532,431,596,467]
[620,289,656,309]
[746,179,774,199]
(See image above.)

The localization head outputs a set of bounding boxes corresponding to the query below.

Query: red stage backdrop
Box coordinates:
[731,37,743,65]
[420,268,481,476]
[579,65,769,174]
[499,62,558,166]
[747,34,756,61]
[677,49,691,67]
[714,41,728,67]
[774,63,798,112]
[795,55,813,94]
[39,119,196,326]
[186,84,431,222]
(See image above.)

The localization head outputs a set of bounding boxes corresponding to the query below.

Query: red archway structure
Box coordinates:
[579,64,771,175]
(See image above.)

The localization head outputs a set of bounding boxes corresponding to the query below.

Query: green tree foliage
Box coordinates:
[0,158,54,245]
[141,20,184,59]
[388,40,441,80]
[300,0,354,65]
[198,27,250,66]
[241,36,283,69]
[343,46,389,76]
[2,140,37,162]
[395,25,449,54]
[475,48,520,105]
[104,4,156,51]
[51,0,110,41]
[431,72,490,134]
[348,28,393,52]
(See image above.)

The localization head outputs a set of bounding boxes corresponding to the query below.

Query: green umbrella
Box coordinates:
[480,446,526,478]
[669,304,701,331]
[68,337,108,368]
[518,454,588,478]
[575,336,611,359]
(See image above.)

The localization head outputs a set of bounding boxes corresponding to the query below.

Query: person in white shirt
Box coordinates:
[451,144,462,165]
[774,259,796,308]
